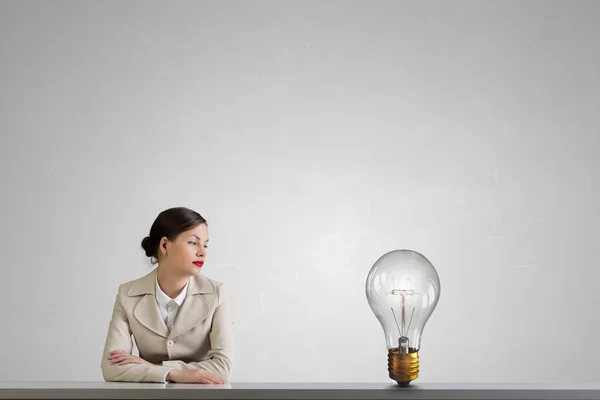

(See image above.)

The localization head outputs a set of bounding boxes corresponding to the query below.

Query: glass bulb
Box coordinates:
[366,249,441,354]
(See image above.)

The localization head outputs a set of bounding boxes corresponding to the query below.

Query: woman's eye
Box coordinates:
[188,241,197,246]
[204,245,208,249]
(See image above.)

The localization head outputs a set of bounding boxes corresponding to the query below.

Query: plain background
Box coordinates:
[1,0,599,383]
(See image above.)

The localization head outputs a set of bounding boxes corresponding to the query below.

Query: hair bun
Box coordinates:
[141,236,152,257]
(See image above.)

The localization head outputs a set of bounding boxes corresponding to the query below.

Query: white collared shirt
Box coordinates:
[155,278,188,330]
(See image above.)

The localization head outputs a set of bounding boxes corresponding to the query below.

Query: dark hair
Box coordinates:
[141,207,207,263]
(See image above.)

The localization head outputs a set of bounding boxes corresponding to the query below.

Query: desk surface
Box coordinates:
[1,382,600,400]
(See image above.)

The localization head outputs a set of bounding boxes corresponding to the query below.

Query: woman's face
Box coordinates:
[159,223,209,277]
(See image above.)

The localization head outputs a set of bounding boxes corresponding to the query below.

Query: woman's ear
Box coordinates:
[159,237,168,257]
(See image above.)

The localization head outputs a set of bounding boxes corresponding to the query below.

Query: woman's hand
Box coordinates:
[107,350,153,366]
[167,369,225,384]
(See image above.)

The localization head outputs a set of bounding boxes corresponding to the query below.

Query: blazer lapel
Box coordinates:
[168,274,216,339]
[129,269,169,338]
[133,294,169,338]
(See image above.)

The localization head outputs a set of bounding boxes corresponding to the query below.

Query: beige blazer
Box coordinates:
[100,269,233,383]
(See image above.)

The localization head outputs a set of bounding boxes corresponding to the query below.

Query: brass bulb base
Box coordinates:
[388,347,419,386]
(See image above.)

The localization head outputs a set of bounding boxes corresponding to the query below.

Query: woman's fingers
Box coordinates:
[109,355,142,365]
[199,371,224,384]
[108,351,146,365]
[109,356,126,363]
[107,351,127,360]
[119,357,142,365]
[207,373,225,384]
[119,359,139,365]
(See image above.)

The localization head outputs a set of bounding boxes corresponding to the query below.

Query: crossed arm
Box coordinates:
[101,284,232,383]
[106,350,224,384]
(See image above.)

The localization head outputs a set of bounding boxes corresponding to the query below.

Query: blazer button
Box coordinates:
[167,340,174,347]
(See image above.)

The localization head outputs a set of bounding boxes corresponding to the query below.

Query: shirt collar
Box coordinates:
[155,277,188,307]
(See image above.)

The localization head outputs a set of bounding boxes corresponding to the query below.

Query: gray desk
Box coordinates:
[1,382,600,400]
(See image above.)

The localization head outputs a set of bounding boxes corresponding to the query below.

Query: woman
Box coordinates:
[101,207,233,383]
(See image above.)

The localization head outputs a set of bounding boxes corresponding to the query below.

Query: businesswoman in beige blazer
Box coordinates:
[101,207,233,384]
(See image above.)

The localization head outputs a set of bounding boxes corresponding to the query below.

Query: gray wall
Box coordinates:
[1,0,599,383]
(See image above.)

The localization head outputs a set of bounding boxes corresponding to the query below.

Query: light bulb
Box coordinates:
[365,249,441,386]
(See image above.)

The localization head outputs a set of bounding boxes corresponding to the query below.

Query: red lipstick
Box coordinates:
[193,261,204,267]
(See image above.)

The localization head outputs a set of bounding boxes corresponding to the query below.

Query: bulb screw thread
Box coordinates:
[388,347,419,386]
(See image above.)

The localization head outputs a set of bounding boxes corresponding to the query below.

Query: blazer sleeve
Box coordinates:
[162,283,234,382]
[100,284,172,382]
